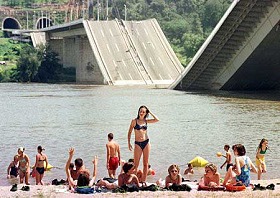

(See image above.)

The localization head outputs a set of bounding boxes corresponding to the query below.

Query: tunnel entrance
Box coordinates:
[36,17,53,29]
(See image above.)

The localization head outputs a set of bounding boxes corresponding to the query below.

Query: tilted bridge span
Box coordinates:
[170,0,280,91]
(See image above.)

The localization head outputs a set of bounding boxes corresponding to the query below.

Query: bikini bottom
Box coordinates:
[135,139,149,150]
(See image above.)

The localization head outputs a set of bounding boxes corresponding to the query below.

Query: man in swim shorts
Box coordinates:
[106,133,121,178]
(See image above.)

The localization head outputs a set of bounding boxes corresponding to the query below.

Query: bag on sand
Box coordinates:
[166,183,192,191]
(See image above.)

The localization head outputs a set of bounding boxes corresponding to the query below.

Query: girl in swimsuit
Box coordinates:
[223,144,257,187]
[17,147,30,185]
[127,105,159,185]
[7,155,19,179]
[256,138,268,180]
[34,145,48,185]
[165,164,182,188]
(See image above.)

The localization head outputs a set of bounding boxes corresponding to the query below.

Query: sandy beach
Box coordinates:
[1,179,279,198]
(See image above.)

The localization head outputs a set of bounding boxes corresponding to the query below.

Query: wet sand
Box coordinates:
[1,179,279,198]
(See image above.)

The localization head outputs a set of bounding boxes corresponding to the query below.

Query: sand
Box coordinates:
[1,179,279,198]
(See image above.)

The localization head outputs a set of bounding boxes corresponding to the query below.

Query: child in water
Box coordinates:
[198,163,220,189]
[7,155,19,179]
[220,144,233,171]
[184,163,194,175]
[256,138,268,180]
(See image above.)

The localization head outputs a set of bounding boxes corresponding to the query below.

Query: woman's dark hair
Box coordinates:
[137,105,149,119]
[123,162,134,173]
[77,170,90,186]
[258,138,268,149]
[37,145,44,152]
[235,144,246,156]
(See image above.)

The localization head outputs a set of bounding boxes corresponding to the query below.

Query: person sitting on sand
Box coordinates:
[118,162,140,188]
[65,148,98,192]
[223,144,257,187]
[198,163,220,189]
[17,147,30,185]
[7,155,19,179]
[165,164,182,188]
[69,163,75,178]
[184,163,194,175]
[121,158,144,182]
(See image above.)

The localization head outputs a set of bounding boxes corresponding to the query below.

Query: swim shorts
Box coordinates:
[109,157,119,170]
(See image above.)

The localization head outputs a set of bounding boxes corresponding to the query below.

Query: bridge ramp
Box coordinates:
[84,19,183,86]
[124,19,183,84]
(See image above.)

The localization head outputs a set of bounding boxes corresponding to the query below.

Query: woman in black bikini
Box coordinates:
[127,105,159,185]
[34,145,48,185]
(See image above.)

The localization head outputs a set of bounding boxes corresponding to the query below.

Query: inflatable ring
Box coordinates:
[225,184,246,191]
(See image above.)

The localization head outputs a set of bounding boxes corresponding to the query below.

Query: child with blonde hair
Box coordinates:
[198,163,220,189]
[165,164,182,188]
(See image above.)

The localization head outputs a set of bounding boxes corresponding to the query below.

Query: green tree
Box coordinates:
[12,45,41,82]
[36,45,63,83]
[182,33,205,64]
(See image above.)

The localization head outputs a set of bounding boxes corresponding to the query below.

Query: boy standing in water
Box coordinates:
[106,133,121,178]
[220,144,233,171]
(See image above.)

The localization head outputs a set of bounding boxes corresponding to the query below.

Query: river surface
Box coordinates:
[0,83,279,186]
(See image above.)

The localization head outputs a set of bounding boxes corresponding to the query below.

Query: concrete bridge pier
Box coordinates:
[48,35,105,84]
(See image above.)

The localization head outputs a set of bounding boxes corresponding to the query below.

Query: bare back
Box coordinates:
[106,141,120,158]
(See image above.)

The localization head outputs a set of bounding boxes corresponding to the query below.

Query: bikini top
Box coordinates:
[19,157,26,163]
[134,119,147,130]
[260,147,267,154]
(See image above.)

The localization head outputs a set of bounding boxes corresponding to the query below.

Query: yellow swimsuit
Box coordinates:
[256,147,267,166]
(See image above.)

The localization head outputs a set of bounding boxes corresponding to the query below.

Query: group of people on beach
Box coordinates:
[197,139,269,190]
[7,145,48,188]
[7,105,270,193]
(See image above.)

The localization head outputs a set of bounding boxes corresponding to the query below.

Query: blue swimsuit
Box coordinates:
[236,156,251,187]
[134,119,149,150]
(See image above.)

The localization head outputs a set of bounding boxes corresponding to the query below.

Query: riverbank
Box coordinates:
[1,179,279,198]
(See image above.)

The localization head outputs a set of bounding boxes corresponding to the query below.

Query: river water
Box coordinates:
[0,83,279,186]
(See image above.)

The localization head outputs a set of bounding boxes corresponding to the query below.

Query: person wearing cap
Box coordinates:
[17,147,30,185]
[34,145,48,185]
